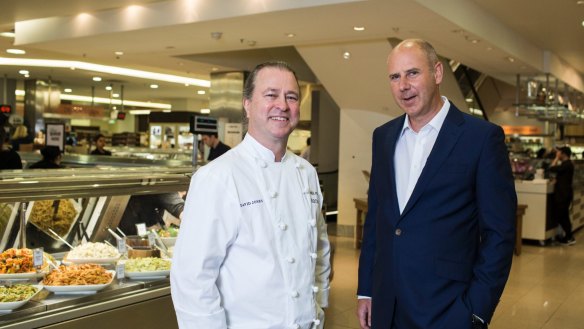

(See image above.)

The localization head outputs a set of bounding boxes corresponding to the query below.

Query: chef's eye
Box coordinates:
[389,74,400,82]
[286,95,298,102]
[265,93,277,99]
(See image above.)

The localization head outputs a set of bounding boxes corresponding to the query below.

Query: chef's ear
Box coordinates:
[243,99,251,118]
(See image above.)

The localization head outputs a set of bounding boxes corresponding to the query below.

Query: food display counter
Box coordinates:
[0,166,193,329]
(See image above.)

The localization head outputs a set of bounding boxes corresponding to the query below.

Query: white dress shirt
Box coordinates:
[395,97,450,213]
[171,134,331,329]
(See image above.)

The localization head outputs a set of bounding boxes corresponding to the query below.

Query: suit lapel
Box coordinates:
[399,105,465,219]
[386,116,405,220]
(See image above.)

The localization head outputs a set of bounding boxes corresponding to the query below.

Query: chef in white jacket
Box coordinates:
[171,61,331,329]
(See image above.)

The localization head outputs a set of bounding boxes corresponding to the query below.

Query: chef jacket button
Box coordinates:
[295,162,302,169]
[395,228,402,236]
[304,186,310,193]
[259,161,267,168]
[270,191,278,198]
[308,219,317,227]
[313,319,321,326]
[291,291,299,298]
[310,252,317,259]
[279,223,288,230]
[312,286,319,293]
[287,257,295,263]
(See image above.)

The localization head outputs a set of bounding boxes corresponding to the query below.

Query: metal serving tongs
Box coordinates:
[149,229,170,258]
[48,228,74,249]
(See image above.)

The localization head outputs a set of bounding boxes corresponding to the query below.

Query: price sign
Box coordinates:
[148,233,156,247]
[116,238,127,254]
[33,248,44,268]
[116,262,125,280]
[136,223,147,237]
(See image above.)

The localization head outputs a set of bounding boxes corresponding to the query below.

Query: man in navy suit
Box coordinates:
[356,39,517,329]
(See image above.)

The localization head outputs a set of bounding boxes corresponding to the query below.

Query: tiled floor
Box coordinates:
[324,229,584,329]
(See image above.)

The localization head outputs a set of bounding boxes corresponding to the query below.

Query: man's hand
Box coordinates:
[356,299,372,329]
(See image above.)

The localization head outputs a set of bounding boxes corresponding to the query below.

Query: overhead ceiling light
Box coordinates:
[211,67,219,72]
[129,109,152,115]
[0,32,15,38]
[465,98,473,102]
[6,49,26,55]
[285,33,296,38]
[162,109,172,113]
[64,88,72,93]
[93,76,102,81]
[343,51,351,60]
[24,74,29,78]
[578,0,584,4]
[18,70,29,75]
[197,90,206,95]
[353,26,365,31]
[114,51,124,56]
[506,56,515,63]
[0,57,210,87]
[150,84,159,89]
[200,108,210,114]
[184,83,189,86]
[105,85,112,91]
[112,93,120,98]
[57,93,171,109]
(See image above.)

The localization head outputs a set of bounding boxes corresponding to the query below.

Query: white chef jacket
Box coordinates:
[171,134,331,329]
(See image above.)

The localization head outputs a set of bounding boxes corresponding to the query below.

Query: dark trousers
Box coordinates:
[555,199,573,239]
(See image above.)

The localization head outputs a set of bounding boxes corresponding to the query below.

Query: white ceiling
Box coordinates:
[0,0,582,111]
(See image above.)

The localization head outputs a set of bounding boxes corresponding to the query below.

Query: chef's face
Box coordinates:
[243,67,300,146]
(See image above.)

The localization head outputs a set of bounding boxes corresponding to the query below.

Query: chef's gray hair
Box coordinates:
[243,61,300,100]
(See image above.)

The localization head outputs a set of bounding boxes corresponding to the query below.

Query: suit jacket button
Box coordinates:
[395,228,402,236]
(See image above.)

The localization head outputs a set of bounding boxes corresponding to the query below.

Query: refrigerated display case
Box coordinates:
[0,166,193,329]
[149,124,193,150]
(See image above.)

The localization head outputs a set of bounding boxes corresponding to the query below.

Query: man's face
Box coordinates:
[243,67,300,146]
[96,137,106,149]
[387,44,443,122]
[201,135,214,147]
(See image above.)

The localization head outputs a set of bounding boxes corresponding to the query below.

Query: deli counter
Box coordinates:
[0,166,193,329]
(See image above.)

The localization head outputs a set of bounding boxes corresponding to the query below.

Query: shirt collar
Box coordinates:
[400,96,450,136]
[243,133,289,163]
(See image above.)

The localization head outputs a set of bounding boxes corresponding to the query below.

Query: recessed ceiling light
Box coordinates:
[0,32,15,38]
[466,98,473,102]
[353,26,365,31]
[162,109,172,113]
[93,76,102,81]
[285,33,296,38]
[211,67,219,71]
[6,49,26,55]
[578,0,584,5]
[115,51,124,56]
[150,84,159,89]
[506,56,515,63]
[18,70,29,75]
[343,51,351,60]
[105,85,112,91]
[197,90,206,95]
[64,88,72,93]
[200,108,210,114]
[112,93,120,98]
[24,74,29,78]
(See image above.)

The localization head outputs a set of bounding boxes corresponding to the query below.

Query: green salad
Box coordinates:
[125,257,171,272]
[0,284,38,302]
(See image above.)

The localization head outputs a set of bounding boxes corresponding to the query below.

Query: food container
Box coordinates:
[128,248,160,259]
[125,235,151,249]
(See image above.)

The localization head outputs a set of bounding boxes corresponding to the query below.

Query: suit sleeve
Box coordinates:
[357,129,380,298]
[467,125,517,321]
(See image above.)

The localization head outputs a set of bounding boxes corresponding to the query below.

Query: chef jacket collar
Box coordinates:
[244,133,289,163]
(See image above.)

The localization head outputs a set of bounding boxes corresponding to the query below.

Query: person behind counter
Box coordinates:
[29,146,64,169]
[118,192,185,236]
[171,61,331,329]
[201,132,230,161]
[0,126,23,170]
[90,134,112,156]
[549,146,575,246]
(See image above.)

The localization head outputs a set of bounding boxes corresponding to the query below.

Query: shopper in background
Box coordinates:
[29,146,64,169]
[201,132,230,161]
[90,134,112,156]
[10,124,31,151]
[301,136,311,162]
[549,146,575,245]
[357,39,516,329]
[171,61,331,329]
[0,125,23,170]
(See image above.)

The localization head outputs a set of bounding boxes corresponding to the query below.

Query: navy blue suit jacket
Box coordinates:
[357,104,517,329]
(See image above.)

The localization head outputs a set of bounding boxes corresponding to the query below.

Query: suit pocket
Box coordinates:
[435,258,473,282]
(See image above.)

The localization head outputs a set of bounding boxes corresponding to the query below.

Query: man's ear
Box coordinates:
[243,99,251,118]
